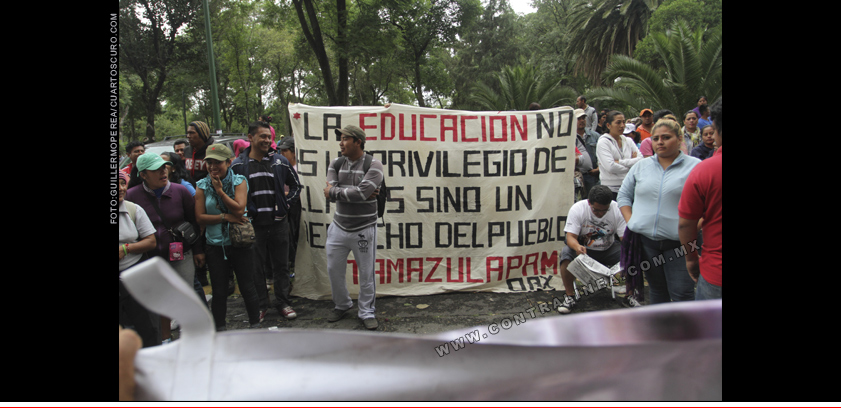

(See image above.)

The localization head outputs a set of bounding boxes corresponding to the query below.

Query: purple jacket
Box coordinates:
[124,182,204,259]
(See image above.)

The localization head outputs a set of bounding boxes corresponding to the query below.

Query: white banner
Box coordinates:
[288,103,576,299]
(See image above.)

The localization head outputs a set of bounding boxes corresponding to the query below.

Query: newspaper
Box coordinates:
[565,253,622,288]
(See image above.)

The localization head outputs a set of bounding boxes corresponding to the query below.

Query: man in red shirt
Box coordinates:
[678,97,722,300]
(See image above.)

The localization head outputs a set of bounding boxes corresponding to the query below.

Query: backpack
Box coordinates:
[333,152,389,223]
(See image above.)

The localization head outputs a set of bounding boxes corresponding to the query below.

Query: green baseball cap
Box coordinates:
[204,143,234,161]
[136,152,172,172]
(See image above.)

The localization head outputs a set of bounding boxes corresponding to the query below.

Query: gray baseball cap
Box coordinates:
[334,125,366,142]
[278,136,295,150]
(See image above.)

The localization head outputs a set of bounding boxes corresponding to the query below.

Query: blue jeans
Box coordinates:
[640,236,696,304]
[695,275,721,300]
[206,244,262,328]
[252,219,293,310]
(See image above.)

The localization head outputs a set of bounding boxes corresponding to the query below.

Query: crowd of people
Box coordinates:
[118,96,721,348]
[564,96,722,312]
[118,116,303,346]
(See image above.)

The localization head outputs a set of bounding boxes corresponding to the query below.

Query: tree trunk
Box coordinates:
[336,0,349,106]
[292,0,348,106]
[413,61,426,107]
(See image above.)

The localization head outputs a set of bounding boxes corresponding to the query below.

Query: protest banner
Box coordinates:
[288,103,576,299]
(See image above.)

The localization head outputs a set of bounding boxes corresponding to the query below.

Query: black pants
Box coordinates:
[119,279,162,347]
[206,244,262,329]
[288,199,302,271]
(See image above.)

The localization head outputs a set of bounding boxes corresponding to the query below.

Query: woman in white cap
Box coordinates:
[623,123,641,148]
[124,152,204,343]
[195,143,264,331]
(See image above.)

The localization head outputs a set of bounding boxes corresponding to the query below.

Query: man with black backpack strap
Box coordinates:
[323,125,384,330]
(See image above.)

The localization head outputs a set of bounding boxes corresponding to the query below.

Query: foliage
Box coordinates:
[467,61,578,111]
[588,20,722,115]
[448,0,524,110]
[633,0,722,68]
[566,0,663,86]
[119,0,201,141]
[118,0,721,140]
[379,0,482,107]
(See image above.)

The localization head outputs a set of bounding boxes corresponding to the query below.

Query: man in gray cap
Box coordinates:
[323,125,384,330]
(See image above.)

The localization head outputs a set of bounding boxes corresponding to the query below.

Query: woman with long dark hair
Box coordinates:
[596,110,643,200]
[161,151,196,196]
[195,144,264,331]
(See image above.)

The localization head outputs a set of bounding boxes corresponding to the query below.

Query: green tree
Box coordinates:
[217,1,270,126]
[119,0,200,141]
[290,0,351,106]
[566,0,663,86]
[633,0,722,68]
[449,0,523,109]
[588,20,722,114]
[380,0,481,107]
[468,62,577,111]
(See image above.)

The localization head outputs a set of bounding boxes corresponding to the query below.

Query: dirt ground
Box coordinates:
[172,276,647,338]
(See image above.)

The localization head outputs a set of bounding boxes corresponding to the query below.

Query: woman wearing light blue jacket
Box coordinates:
[617,118,701,304]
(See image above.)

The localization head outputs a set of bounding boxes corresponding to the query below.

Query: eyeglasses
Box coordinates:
[590,206,609,213]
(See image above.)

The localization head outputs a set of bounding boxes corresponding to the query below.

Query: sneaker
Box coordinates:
[250,320,263,329]
[362,317,379,330]
[557,295,577,314]
[327,307,353,323]
[258,309,268,323]
[628,295,643,307]
[280,306,297,320]
[161,337,173,344]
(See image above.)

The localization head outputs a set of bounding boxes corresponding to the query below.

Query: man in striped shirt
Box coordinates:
[231,121,301,321]
[323,125,384,330]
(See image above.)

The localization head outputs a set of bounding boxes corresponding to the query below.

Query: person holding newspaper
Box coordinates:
[557,185,627,314]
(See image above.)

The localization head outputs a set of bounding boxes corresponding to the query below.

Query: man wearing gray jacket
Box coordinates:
[323,125,384,330]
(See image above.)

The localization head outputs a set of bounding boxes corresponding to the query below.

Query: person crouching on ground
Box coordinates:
[557,185,627,314]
